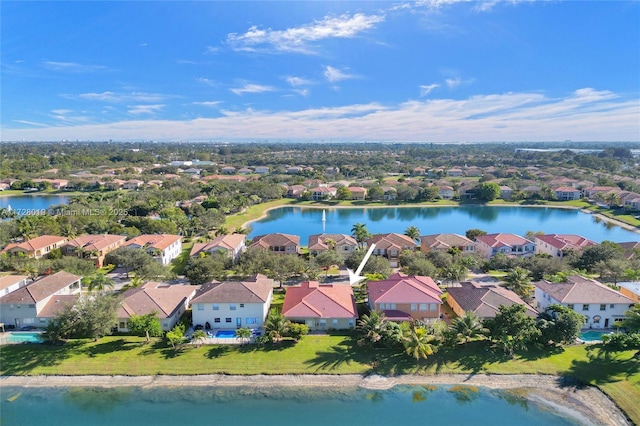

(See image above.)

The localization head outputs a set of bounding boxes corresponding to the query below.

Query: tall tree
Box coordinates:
[404,226,421,243]
[235,327,252,345]
[403,326,438,361]
[351,223,371,248]
[86,274,115,293]
[485,304,541,358]
[264,311,289,343]
[357,311,386,346]
[450,311,485,344]
[537,304,585,345]
[465,229,487,242]
[622,305,640,333]
[128,311,163,343]
[502,267,534,300]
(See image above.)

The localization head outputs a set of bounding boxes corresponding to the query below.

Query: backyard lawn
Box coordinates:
[1,335,638,423]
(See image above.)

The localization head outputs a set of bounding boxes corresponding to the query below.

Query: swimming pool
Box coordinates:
[579,330,611,342]
[215,330,237,338]
[4,332,43,344]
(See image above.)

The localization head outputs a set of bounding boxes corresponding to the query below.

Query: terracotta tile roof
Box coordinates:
[535,234,596,251]
[476,233,533,248]
[190,234,246,256]
[0,275,28,291]
[554,186,580,192]
[367,233,417,250]
[1,235,67,254]
[307,233,357,251]
[534,275,635,304]
[447,282,537,319]
[368,273,442,304]
[282,282,357,319]
[191,274,273,304]
[249,233,300,249]
[421,234,475,250]
[37,295,79,318]
[65,234,126,252]
[118,282,198,319]
[0,271,81,304]
[124,234,181,251]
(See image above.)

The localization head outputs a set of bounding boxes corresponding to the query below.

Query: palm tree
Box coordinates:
[192,329,207,348]
[605,192,621,208]
[404,226,421,243]
[235,327,252,345]
[351,223,371,248]
[59,223,77,239]
[502,267,534,300]
[357,311,386,346]
[449,311,485,344]
[87,274,115,293]
[403,326,438,361]
[264,311,289,343]
[215,226,229,237]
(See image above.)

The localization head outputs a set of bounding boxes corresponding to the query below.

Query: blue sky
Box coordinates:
[2,1,639,142]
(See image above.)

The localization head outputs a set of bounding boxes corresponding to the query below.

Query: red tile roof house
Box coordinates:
[554,186,582,201]
[348,187,368,200]
[123,234,182,265]
[475,233,536,259]
[0,271,81,329]
[534,234,596,258]
[190,234,247,262]
[534,275,635,329]
[249,233,300,255]
[310,186,338,201]
[446,282,537,320]
[62,234,127,267]
[421,234,476,254]
[367,273,443,322]
[117,282,199,332]
[308,233,358,258]
[0,275,29,297]
[191,274,274,330]
[282,282,358,331]
[367,233,418,267]
[1,235,68,259]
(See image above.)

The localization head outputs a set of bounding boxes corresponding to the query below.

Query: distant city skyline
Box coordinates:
[2,1,639,142]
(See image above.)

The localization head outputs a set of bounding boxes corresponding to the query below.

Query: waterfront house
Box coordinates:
[534,234,596,258]
[191,274,273,330]
[308,233,358,257]
[367,233,418,267]
[63,234,127,267]
[533,275,634,329]
[123,234,182,265]
[447,168,463,177]
[118,282,198,332]
[221,166,237,174]
[0,275,29,297]
[348,187,368,200]
[123,179,144,190]
[446,282,537,320]
[189,234,246,262]
[421,234,476,254]
[249,233,300,255]
[618,241,640,259]
[1,235,68,259]
[438,185,454,200]
[499,186,513,200]
[0,271,81,329]
[310,186,337,201]
[618,282,640,303]
[367,273,443,322]
[282,281,357,331]
[554,186,582,201]
[475,233,536,259]
[254,166,270,174]
[286,185,307,198]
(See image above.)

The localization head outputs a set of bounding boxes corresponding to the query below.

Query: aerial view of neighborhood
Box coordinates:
[1,1,639,425]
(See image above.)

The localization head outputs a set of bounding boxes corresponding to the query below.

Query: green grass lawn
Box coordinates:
[170,242,194,275]
[1,335,638,422]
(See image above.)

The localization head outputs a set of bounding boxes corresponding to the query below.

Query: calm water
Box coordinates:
[248,206,640,243]
[0,385,580,426]
[0,195,70,212]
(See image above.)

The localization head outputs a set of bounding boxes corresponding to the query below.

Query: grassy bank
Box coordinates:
[0,189,86,198]
[1,335,638,423]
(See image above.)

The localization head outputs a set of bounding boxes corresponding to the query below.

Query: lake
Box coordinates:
[0,385,580,426]
[0,194,70,214]
[248,206,640,243]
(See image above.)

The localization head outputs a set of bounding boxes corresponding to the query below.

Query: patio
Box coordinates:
[184,327,263,345]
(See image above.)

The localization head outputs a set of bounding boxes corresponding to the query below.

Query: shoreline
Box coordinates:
[1,373,629,425]
[240,202,640,236]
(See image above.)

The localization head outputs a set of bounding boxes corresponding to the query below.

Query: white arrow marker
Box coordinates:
[347,243,376,285]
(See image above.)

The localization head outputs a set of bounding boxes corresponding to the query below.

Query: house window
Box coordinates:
[214,318,220,323]
[212,304,219,310]
[419,304,427,311]
[582,304,589,311]
[225,318,232,323]
[240,304,244,308]
[246,318,257,324]
[430,304,437,311]
[319,320,327,326]
[332,319,338,326]
[567,304,574,310]
[119,322,126,328]
[610,304,614,308]
[28,304,35,309]
[600,304,606,311]
[411,304,417,311]
[348,320,354,327]
[593,316,601,324]
[197,304,204,311]
[23,318,35,324]
[39,319,47,324]
[230,304,236,310]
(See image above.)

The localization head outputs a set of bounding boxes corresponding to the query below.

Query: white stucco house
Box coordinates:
[123,234,182,265]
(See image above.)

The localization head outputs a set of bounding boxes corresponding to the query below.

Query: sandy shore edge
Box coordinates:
[1,374,630,426]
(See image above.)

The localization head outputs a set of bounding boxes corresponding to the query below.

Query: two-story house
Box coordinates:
[0,271,81,329]
[0,275,29,297]
[534,234,596,258]
[123,234,182,265]
[190,274,274,329]
[554,186,582,201]
[282,281,357,330]
[367,233,418,267]
[1,235,68,259]
[310,186,337,201]
[447,282,537,320]
[248,233,300,255]
[63,234,127,267]
[421,234,476,254]
[190,234,246,262]
[307,233,358,258]
[368,273,443,322]
[475,233,536,259]
[534,275,635,329]
[348,187,368,201]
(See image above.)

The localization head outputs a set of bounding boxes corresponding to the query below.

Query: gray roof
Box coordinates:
[191,274,273,304]
[447,282,537,319]
[534,275,634,304]
[0,271,81,304]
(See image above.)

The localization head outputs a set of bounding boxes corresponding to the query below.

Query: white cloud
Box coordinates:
[4,88,638,142]
[43,61,107,73]
[445,77,475,89]
[227,13,384,53]
[128,104,164,115]
[324,66,357,83]
[193,101,222,107]
[230,84,276,96]
[294,89,310,97]
[73,91,169,103]
[196,78,217,87]
[419,84,440,96]
[285,76,313,87]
